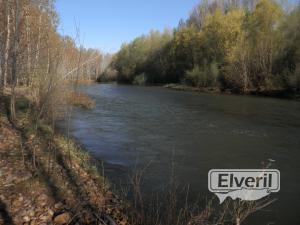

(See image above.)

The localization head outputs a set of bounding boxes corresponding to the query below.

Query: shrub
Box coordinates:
[184,63,219,88]
[97,68,118,82]
[68,92,95,109]
[133,73,147,85]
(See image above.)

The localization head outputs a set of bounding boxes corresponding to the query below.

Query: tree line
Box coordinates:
[0,0,104,122]
[106,0,300,95]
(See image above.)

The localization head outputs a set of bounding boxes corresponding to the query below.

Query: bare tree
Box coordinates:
[10,0,20,122]
[3,0,11,89]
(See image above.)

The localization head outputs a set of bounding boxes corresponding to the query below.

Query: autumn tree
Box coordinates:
[274,3,300,90]
[0,0,103,123]
[111,0,299,96]
[247,0,284,90]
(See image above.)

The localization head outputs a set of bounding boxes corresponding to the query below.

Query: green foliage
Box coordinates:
[247,0,284,89]
[185,63,219,87]
[110,0,300,95]
[274,4,300,90]
[133,73,147,85]
[15,97,30,112]
[113,30,173,83]
[54,135,108,188]
[172,26,201,74]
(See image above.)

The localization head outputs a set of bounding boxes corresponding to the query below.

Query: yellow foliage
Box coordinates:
[201,8,245,57]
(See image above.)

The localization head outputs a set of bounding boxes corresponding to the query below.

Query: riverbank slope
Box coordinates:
[0,93,128,225]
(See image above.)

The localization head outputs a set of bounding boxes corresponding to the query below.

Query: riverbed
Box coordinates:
[60,83,300,225]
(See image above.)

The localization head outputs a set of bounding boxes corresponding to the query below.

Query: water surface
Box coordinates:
[61,83,300,225]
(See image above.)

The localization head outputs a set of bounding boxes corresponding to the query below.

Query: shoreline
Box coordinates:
[164,83,300,100]
[0,94,129,225]
[96,81,300,100]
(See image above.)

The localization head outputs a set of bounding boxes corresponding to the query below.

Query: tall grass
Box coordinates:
[118,160,276,225]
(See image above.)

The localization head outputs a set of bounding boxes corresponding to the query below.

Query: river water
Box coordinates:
[60,83,300,225]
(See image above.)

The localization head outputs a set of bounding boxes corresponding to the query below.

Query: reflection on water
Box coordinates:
[60,83,300,225]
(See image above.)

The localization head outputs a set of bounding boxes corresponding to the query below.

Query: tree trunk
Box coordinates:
[4,1,11,88]
[242,50,249,93]
[0,53,3,95]
[25,6,32,86]
[10,0,20,123]
[34,11,42,74]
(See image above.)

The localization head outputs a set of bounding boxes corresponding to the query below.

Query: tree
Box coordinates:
[113,30,173,84]
[172,26,201,77]
[109,0,298,96]
[2,0,11,91]
[247,0,283,90]
[10,0,21,122]
[274,3,300,90]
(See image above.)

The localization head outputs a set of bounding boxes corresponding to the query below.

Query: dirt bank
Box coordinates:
[0,95,129,225]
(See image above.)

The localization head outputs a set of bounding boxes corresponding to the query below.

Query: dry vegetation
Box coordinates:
[0,0,104,125]
[68,92,95,109]
[0,94,128,225]
[119,164,277,225]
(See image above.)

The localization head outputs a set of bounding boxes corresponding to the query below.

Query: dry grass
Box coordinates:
[64,80,95,85]
[68,92,95,109]
[119,162,277,225]
[0,94,128,224]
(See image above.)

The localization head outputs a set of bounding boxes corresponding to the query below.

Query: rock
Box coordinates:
[53,212,71,225]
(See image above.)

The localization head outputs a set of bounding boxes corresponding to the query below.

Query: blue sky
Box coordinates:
[55,0,199,53]
[55,0,299,53]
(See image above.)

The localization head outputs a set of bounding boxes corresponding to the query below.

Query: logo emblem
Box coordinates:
[208,169,280,203]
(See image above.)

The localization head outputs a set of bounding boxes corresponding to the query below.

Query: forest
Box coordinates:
[104,0,300,95]
[0,0,107,123]
[0,1,128,224]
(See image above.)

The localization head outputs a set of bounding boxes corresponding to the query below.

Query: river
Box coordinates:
[60,83,300,225]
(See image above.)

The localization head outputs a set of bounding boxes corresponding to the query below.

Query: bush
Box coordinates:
[97,68,118,82]
[184,63,219,88]
[133,73,147,85]
[68,92,95,109]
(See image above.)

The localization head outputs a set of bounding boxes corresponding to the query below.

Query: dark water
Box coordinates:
[62,83,300,225]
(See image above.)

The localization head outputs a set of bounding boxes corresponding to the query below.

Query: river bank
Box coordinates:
[164,83,300,99]
[97,81,300,100]
[0,93,128,225]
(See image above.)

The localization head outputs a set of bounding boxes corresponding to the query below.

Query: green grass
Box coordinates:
[54,135,108,189]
